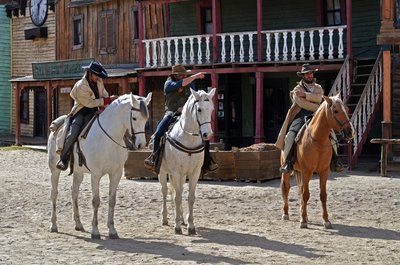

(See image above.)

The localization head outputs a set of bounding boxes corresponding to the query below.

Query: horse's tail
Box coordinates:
[293,171,302,196]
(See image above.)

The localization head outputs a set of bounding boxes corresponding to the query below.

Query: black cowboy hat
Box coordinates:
[82,61,108,78]
[171,64,191,75]
[296,64,318,77]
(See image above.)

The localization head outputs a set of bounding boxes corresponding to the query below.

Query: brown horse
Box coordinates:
[281,94,355,229]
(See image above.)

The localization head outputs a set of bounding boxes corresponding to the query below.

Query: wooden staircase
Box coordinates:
[329,52,383,169]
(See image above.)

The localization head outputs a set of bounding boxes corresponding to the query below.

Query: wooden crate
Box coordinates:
[201,150,236,181]
[234,148,280,182]
[124,150,157,179]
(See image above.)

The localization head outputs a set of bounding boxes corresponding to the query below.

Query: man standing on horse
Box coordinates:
[144,64,218,174]
[275,64,343,173]
[56,61,118,171]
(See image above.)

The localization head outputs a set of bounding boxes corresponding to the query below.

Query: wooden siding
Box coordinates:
[56,0,165,64]
[10,7,56,136]
[0,5,11,134]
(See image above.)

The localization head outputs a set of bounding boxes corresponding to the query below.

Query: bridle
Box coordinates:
[179,99,212,139]
[97,102,146,149]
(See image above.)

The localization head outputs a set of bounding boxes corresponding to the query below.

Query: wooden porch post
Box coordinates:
[46,81,52,138]
[254,72,264,143]
[381,0,395,32]
[15,83,21,146]
[346,0,352,60]
[138,74,145,97]
[257,0,263,62]
[212,0,220,63]
[382,46,392,139]
[211,72,219,142]
[138,1,145,68]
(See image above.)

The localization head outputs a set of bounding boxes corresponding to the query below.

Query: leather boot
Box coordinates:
[202,141,219,175]
[56,120,81,171]
[280,131,295,173]
[144,153,156,172]
[330,152,344,172]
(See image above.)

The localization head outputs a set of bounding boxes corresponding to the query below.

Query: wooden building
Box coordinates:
[136,0,383,167]
[0,3,11,135]
[8,0,165,145]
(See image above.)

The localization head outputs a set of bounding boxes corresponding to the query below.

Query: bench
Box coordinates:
[370,138,400,177]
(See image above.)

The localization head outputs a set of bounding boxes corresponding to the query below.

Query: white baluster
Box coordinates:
[248,33,254,62]
[358,110,362,141]
[318,29,324,59]
[189,37,195,64]
[274,32,280,61]
[205,36,210,63]
[145,41,151,67]
[174,39,179,64]
[362,97,367,132]
[221,35,226,63]
[338,27,344,58]
[309,30,315,60]
[152,40,158,67]
[282,32,288,61]
[291,31,296,61]
[167,39,172,66]
[230,34,235,62]
[160,40,165,67]
[300,31,305,60]
[239,34,244,62]
[266,33,271,61]
[197,36,203,64]
[182,38,187,64]
[328,29,334,59]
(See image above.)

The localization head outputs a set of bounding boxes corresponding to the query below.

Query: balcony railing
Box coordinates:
[142,25,347,68]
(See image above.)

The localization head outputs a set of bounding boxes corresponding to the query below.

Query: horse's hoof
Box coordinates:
[91,234,101,240]
[282,214,289,221]
[300,222,308,229]
[75,225,85,232]
[109,233,120,239]
[174,227,183,234]
[324,221,333,229]
[162,220,168,226]
[50,225,58,233]
[188,227,196,235]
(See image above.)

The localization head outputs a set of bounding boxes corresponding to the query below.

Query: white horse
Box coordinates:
[48,93,152,239]
[159,88,216,235]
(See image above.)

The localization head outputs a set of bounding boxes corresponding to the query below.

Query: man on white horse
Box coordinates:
[275,63,343,173]
[56,61,118,171]
[144,64,218,174]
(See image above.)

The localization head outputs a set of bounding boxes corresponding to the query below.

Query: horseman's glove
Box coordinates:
[103,95,118,106]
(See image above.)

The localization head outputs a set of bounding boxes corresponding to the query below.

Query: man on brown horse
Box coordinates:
[275,64,343,173]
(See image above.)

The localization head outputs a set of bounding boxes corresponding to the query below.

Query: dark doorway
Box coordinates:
[34,89,47,137]
[264,78,289,143]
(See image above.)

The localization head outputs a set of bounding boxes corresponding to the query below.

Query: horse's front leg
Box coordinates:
[108,171,122,239]
[90,175,101,239]
[172,177,185,235]
[300,172,312,228]
[186,173,200,235]
[50,170,61,233]
[159,172,168,226]
[72,172,85,232]
[319,173,332,229]
[281,172,291,220]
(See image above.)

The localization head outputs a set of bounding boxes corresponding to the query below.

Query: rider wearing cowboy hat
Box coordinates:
[275,64,343,173]
[144,64,218,174]
[56,61,118,171]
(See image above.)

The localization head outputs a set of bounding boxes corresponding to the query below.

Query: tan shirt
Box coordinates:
[69,75,109,116]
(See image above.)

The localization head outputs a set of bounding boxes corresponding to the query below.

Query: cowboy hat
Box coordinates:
[296,64,318,77]
[82,61,108,78]
[171,64,191,75]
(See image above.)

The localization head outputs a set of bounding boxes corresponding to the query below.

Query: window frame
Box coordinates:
[98,9,117,55]
[323,0,346,26]
[131,4,140,44]
[20,89,29,124]
[72,14,84,50]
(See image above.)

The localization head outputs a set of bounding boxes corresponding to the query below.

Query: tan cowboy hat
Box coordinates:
[296,64,318,77]
[171,64,191,75]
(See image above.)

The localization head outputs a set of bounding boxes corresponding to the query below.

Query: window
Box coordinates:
[324,0,343,26]
[20,90,29,124]
[202,8,213,34]
[72,14,83,50]
[98,10,116,54]
[131,5,139,44]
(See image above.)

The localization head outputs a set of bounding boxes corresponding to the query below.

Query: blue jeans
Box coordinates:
[153,114,173,154]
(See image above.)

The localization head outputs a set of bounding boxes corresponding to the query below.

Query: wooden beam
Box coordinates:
[254,72,264,143]
[138,1,145,68]
[15,83,21,146]
[257,0,262,62]
[383,49,391,122]
[211,73,219,142]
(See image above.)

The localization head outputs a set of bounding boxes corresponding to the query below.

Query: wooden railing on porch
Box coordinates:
[143,25,347,67]
[328,55,350,101]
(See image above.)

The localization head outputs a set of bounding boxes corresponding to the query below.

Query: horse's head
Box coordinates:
[323,94,355,141]
[188,87,216,140]
[126,92,152,149]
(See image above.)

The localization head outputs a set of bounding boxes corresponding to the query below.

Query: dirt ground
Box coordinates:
[1,148,399,265]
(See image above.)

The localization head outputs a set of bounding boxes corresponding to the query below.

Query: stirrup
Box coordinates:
[144,155,156,171]
[279,162,293,173]
[56,160,68,171]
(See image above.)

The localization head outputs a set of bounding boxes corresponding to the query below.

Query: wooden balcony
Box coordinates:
[142,25,347,68]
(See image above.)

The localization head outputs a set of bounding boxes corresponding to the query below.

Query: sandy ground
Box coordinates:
[0,148,399,265]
